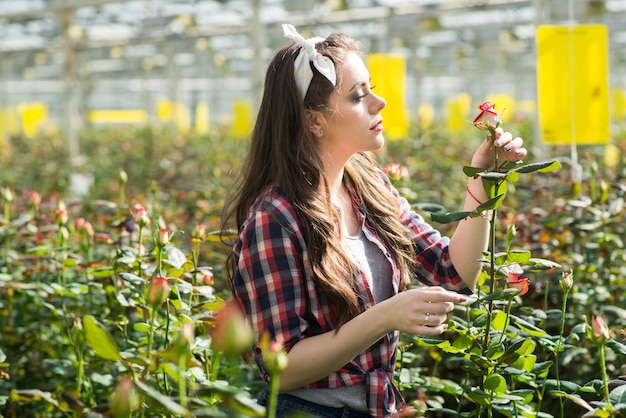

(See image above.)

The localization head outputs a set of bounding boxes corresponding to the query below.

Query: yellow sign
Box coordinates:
[612,88,626,120]
[18,102,48,138]
[88,109,148,124]
[536,24,609,145]
[445,93,471,134]
[367,54,409,140]
[232,100,252,138]
[195,102,209,135]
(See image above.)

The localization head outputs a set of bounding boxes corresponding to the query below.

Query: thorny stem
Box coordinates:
[598,342,611,406]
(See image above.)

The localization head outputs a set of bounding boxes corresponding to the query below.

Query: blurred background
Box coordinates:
[1,1,624,135]
[0,0,624,199]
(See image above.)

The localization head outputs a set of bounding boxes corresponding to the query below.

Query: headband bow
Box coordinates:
[282,23,337,100]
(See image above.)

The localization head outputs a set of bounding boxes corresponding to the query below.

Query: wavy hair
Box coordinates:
[222,32,415,327]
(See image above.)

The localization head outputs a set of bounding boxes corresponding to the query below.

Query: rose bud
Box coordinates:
[473,101,500,131]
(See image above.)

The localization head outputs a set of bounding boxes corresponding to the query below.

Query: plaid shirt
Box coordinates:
[231,179,471,417]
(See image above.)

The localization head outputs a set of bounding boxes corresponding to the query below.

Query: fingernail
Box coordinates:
[494,140,502,146]
[459,297,468,303]
[505,145,512,152]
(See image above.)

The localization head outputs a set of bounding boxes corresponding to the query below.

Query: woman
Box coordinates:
[221,24,527,417]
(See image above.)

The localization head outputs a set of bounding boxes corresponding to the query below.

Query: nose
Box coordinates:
[370,91,386,113]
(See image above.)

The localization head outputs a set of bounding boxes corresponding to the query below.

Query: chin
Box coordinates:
[372,135,385,151]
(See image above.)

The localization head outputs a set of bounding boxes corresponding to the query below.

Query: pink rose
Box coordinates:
[507,272,529,296]
[473,101,499,131]
[591,316,610,343]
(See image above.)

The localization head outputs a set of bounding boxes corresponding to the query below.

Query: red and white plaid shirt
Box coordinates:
[231,177,471,417]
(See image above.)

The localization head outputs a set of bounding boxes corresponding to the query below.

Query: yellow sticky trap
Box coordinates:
[232,100,252,138]
[87,110,148,124]
[612,88,626,120]
[195,102,210,135]
[175,103,190,134]
[19,102,48,138]
[536,24,610,145]
[445,93,471,134]
[417,103,434,130]
[367,53,409,140]
[604,143,621,169]
[157,100,172,122]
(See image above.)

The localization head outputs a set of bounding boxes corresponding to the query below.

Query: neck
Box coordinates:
[320,151,350,202]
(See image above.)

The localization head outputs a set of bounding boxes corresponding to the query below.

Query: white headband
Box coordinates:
[282,23,337,100]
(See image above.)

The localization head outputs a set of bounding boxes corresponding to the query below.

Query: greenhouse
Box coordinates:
[1,0,625,417]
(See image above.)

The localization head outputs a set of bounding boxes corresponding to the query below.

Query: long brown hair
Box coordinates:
[222,31,415,327]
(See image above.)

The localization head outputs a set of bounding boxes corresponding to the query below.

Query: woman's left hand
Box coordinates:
[471,127,527,170]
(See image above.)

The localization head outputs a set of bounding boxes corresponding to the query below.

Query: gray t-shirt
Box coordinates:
[288,230,393,412]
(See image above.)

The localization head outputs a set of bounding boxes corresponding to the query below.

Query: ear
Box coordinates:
[306,110,325,138]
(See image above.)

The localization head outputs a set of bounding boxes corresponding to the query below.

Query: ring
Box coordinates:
[424,312,431,326]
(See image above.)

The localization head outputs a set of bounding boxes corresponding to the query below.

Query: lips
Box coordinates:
[370,120,383,131]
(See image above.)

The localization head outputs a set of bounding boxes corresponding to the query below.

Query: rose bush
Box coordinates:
[0,117,624,417]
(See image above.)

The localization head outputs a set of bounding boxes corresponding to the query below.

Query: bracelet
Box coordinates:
[466,186,484,205]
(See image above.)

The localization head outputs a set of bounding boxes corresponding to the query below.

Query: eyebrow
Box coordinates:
[348,80,371,92]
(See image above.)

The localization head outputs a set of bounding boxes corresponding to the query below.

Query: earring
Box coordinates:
[318,129,324,136]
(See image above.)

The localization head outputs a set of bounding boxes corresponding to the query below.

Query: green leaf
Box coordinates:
[510,159,561,174]
[480,172,508,181]
[506,250,531,264]
[498,338,529,364]
[607,339,626,356]
[477,193,506,212]
[462,385,491,405]
[413,202,446,213]
[9,389,59,407]
[510,315,548,337]
[610,384,626,405]
[527,258,562,272]
[164,245,189,269]
[481,288,520,302]
[133,322,151,333]
[431,210,473,224]
[463,166,485,178]
[91,267,116,278]
[550,391,593,411]
[134,380,191,416]
[119,272,146,285]
[532,361,553,379]
[83,315,122,361]
[511,354,537,373]
[510,389,535,404]
[491,310,509,332]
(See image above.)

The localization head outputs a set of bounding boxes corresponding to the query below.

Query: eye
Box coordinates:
[352,93,367,102]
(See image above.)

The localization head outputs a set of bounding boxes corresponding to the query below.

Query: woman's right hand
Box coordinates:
[380,286,467,336]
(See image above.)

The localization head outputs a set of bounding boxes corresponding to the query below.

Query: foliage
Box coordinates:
[0,121,625,417]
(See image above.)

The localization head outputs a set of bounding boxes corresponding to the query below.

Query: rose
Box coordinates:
[119,168,128,185]
[560,271,573,292]
[133,204,150,227]
[382,163,409,183]
[473,101,500,131]
[262,338,288,376]
[74,217,94,238]
[201,269,214,286]
[26,191,41,208]
[211,300,253,356]
[1,187,14,203]
[157,228,171,247]
[591,316,610,344]
[147,276,170,307]
[507,271,529,296]
[192,223,207,242]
